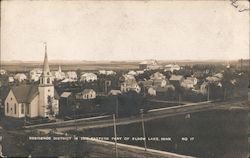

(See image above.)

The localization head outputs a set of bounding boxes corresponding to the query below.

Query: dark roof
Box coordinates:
[11,85,39,103]
[11,84,59,103]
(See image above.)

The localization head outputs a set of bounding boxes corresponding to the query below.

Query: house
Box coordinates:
[53,66,65,81]
[121,80,141,93]
[80,73,97,82]
[169,75,184,86]
[150,72,166,80]
[14,73,27,82]
[66,71,77,81]
[108,90,122,96]
[200,82,209,94]
[128,70,137,76]
[181,77,198,89]
[206,73,223,83]
[106,70,116,75]
[76,89,96,100]
[164,64,180,72]
[148,87,156,96]
[4,48,59,118]
[99,70,116,75]
[136,70,144,75]
[30,68,42,82]
[139,80,153,88]
[0,69,6,75]
[8,77,14,83]
[139,60,161,70]
[153,79,168,87]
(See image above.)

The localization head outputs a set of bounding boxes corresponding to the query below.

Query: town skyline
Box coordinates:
[1,1,249,61]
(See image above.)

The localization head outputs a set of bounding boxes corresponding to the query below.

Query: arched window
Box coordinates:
[47,78,50,84]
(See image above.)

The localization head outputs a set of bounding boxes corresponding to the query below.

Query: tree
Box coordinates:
[47,96,55,118]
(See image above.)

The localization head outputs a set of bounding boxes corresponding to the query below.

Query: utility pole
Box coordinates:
[116,96,119,118]
[113,114,118,158]
[140,109,147,151]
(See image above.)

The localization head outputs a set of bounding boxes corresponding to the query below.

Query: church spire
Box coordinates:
[42,42,50,75]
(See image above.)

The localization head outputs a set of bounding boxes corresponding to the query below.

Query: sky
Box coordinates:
[1,0,249,61]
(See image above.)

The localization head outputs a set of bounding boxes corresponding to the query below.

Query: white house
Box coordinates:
[121,80,141,93]
[8,77,14,83]
[4,45,59,118]
[148,87,157,96]
[30,68,42,82]
[128,70,137,76]
[66,71,77,81]
[0,69,6,75]
[53,66,65,81]
[14,73,27,82]
[108,90,122,96]
[181,77,198,89]
[76,89,96,99]
[150,72,166,80]
[106,70,116,75]
[80,73,97,82]
[164,64,180,72]
[139,60,161,70]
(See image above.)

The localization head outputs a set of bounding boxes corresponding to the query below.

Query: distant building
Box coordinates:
[164,64,180,72]
[99,70,116,75]
[0,70,6,75]
[128,70,137,76]
[14,73,27,82]
[106,70,116,75]
[121,80,141,93]
[8,77,14,83]
[30,68,42,82]
[206,73,223,83]
[120,74,141,93]
[181,77,198,89]
[150,72,166,80]
[80,73,97,82]
[200,82,209,94]
[108,90,122,96]
[139,60,161,70]
[76,89,96,100]
[53,66,65,81]
[148,87,157,96]
[169,75,184,86]
[4,47,59,118]
[66,71,77,81]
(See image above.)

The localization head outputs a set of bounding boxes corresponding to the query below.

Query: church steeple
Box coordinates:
[40,42,52,85]
[42,42,50,76]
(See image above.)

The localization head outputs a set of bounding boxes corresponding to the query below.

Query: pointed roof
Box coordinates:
[42,43,50,76]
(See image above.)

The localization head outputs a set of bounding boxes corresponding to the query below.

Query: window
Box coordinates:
[41,78,43,84]
[7,103,9,113]
[14,104,16,114]
[47,78,50,84]
[21,104,24,114]
[11,97,12,100]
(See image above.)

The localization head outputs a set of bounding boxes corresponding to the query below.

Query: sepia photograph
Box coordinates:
[0,0,249,157]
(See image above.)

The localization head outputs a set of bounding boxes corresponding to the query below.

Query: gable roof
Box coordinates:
[82,89,95,94]
[10,84,59,103]
[11,85,39,103]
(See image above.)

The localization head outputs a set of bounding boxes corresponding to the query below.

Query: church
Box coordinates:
[4,44,59,118]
